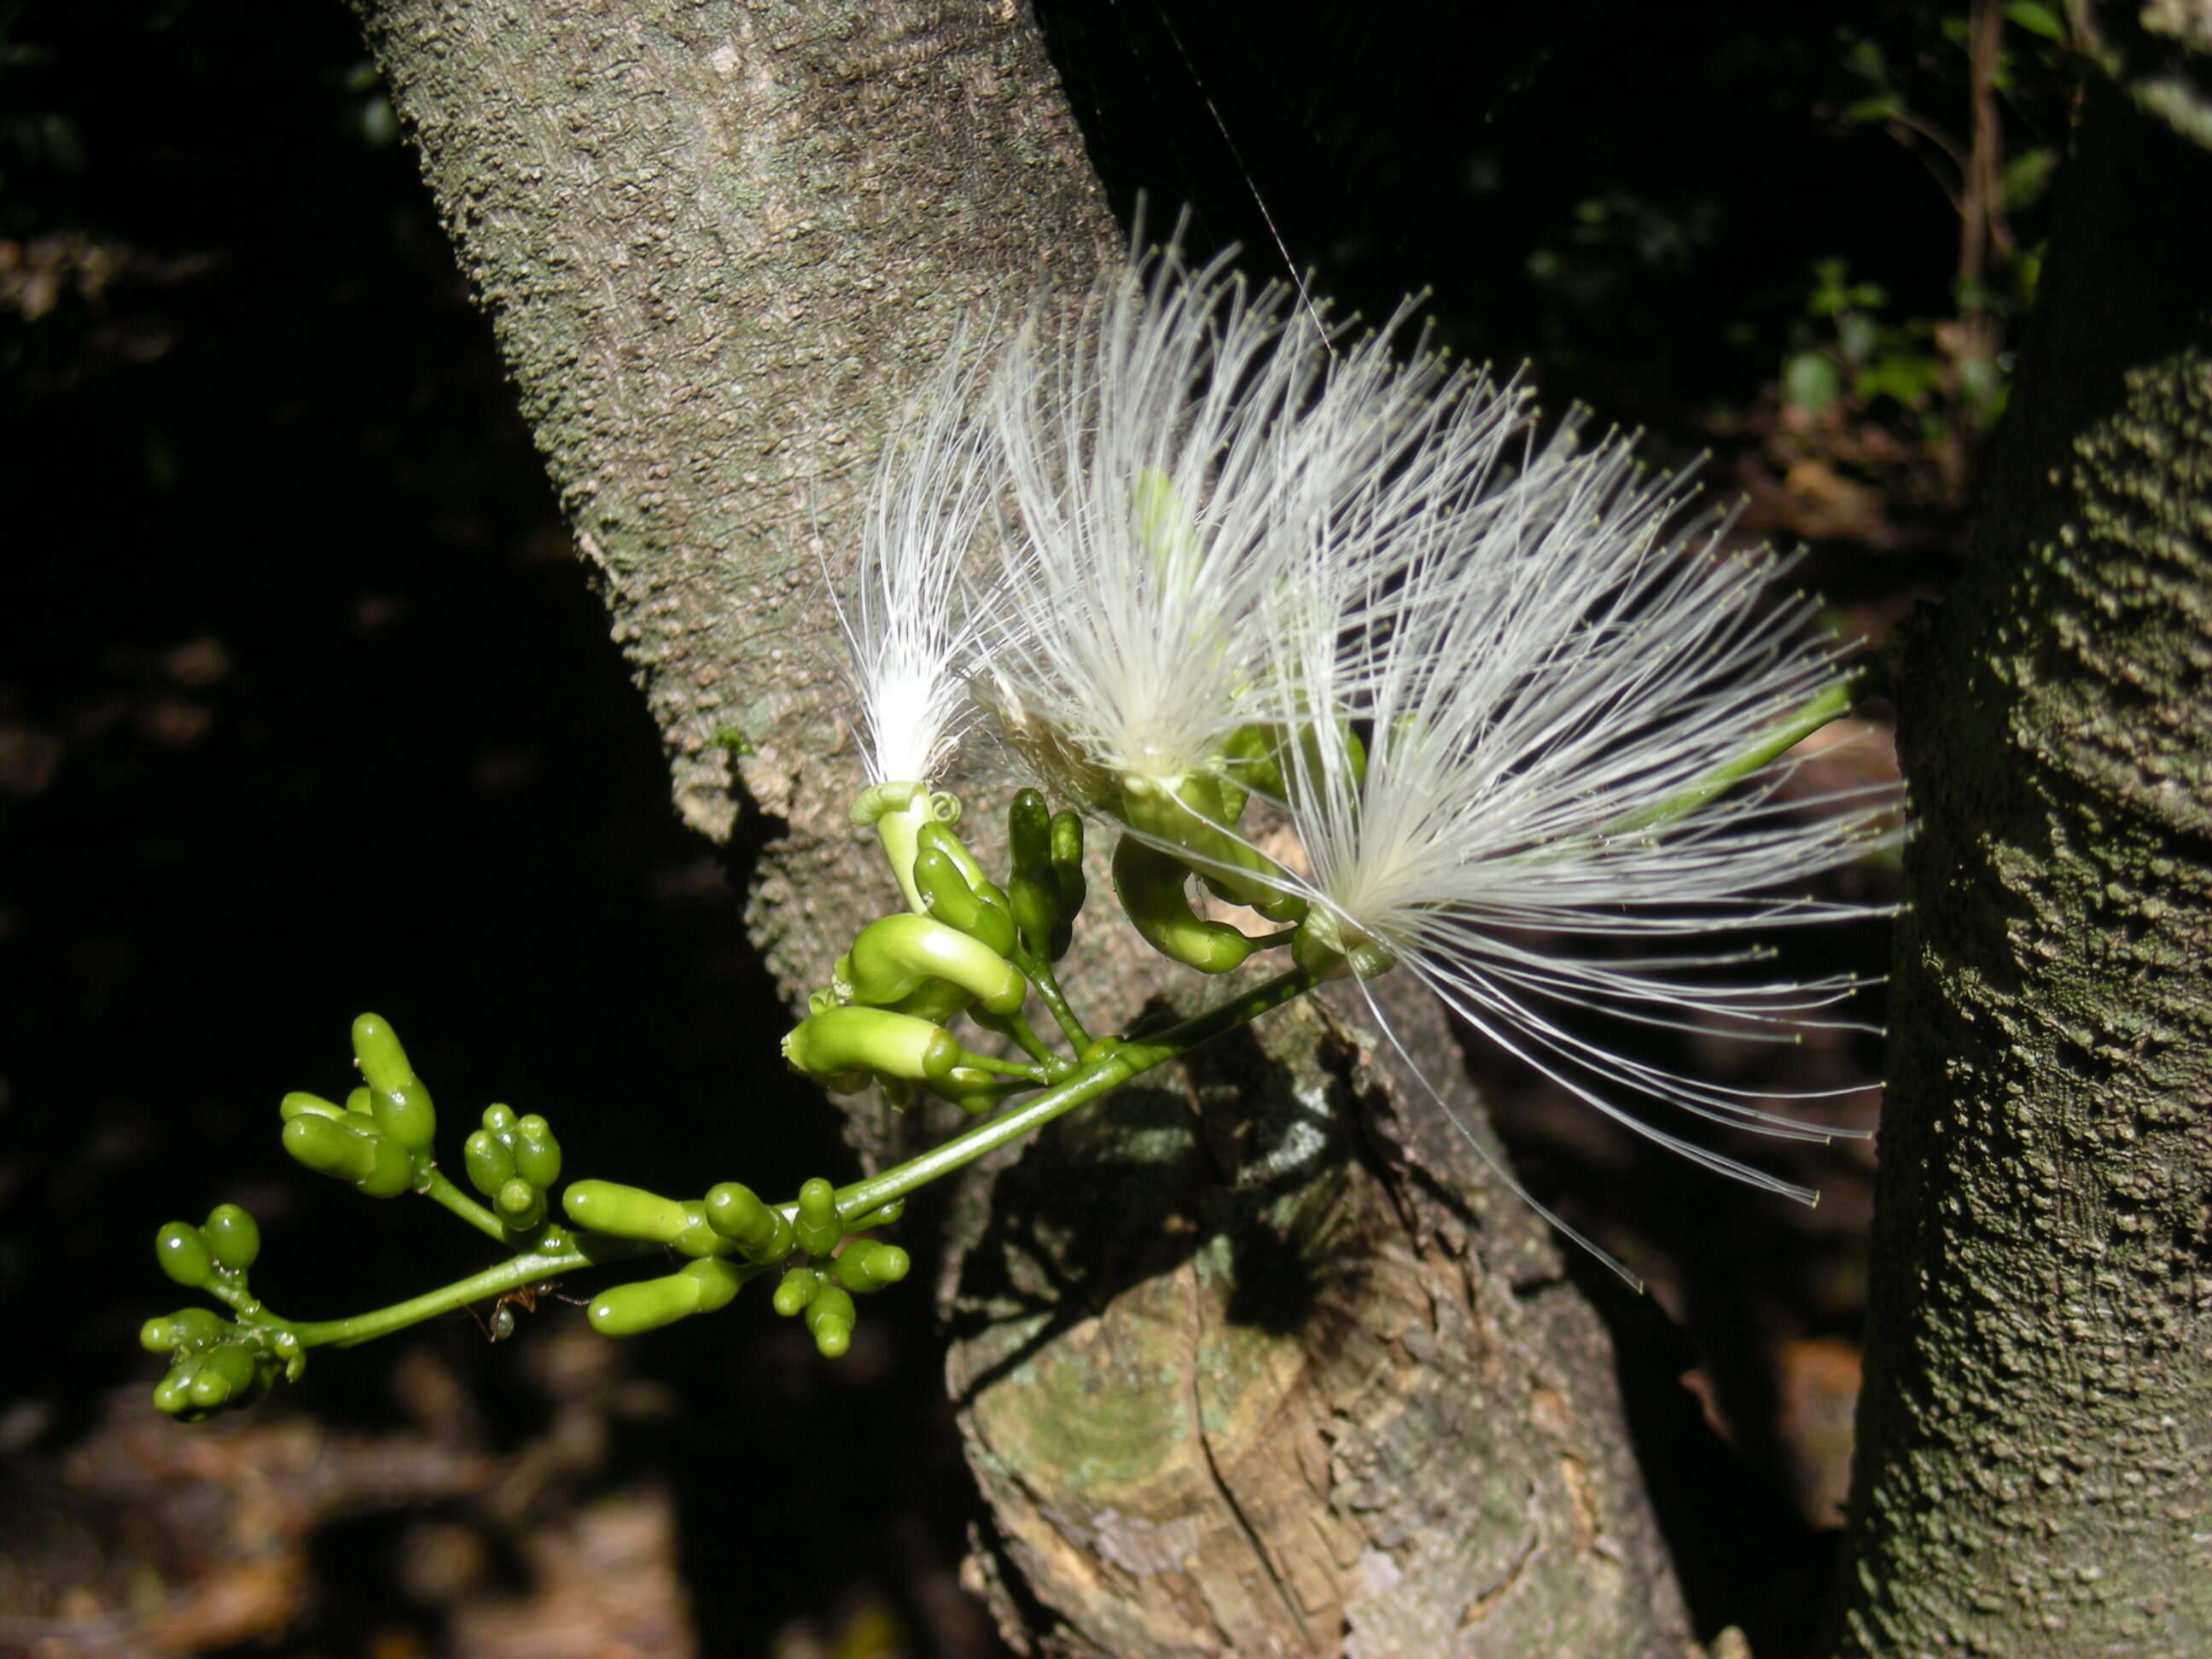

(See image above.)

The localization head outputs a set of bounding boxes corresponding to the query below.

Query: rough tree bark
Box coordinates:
[1822,16,2212,1656]
[353,3,1697,1655]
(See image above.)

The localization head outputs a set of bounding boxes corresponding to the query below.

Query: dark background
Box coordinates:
[0,3,2068,1654]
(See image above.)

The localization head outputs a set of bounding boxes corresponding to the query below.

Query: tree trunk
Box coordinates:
[353,2,1695,1653]
[1822,44,2212,1659]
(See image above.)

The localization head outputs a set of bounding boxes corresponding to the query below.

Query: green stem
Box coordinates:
[833,965,1318,1220]
[265,968,1321,1359]
[977,1007,1059,1068]
[283,1234,660,1349]
[419,1167,512,1245]
[1018,950,1093,1051]
[952,1048,1049,1083]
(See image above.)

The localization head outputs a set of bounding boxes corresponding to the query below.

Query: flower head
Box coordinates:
[981,242,1447,820]
[1246,410,1891,1277]
[835,323,1001,792]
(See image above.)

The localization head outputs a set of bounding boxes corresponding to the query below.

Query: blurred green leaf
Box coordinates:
[2003,147,2056,215]
[1842,94,1906,125]
[1857,352,1943,410]
[1956,352,2007,423]
[1783,351,1843,413]
[2003,3,2065,43]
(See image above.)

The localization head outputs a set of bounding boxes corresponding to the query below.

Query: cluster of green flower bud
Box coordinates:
[462,1103,563,1231]
[142,1311,299,1421]
[143,1202,300,1419]
[785,790,1091,1112]
[565,1175,906,1356]
[277,1014,437,1196]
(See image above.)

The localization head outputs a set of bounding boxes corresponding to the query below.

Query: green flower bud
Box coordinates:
[915,820,1006,906]
[152,1366,195,1416]
[782,1006,963,1089]
[845,914,1026,1017]
[279,1090,347,1122]
[281,1113,413,1197]
[154,1222,216,1290]
[833,1240,910,1294]
[911,831,1022,959]
[351,1012,416,1096]
[370,1079,436,1155]
[562,1179,684,1240]
[463,1128,515,1199]
[1050,809,1086,908]
[512,1115,562,1189]
[913,840,1020,958]
[1008,869,1061,961]
[804,1282,857,1358]
[352,1011,436,1154]
[142,1307,228,1353]
[588,1275,692,1336]
[792,1177,843,1258]
[703,1182,791,1263]
[587,1258,748,1337]
[194,1341,258,1405]
[494,1179,546,1230]
[561,1180,722,1256]
[201,1204,260,1272]
[771,1266,821,1318]
[1110,835,1259,975]
[1009,789,1053,874]
[345,1086,373,1115]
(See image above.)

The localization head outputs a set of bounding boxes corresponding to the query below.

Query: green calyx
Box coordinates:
[1218,720,1365,816]
[1290,907,1399,981]
[1118,771,1304,923]
[1111,835,1260,975]
[852,782,962,913]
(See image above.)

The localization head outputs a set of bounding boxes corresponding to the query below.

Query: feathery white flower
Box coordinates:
[834,323,1000,791]
[1252,413,1891,1280]
[983,242,1451,818]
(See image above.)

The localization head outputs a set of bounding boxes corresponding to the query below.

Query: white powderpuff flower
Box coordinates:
[833,323,1002,790]
[982,242,1450,816]
[1255,416,1893,1282]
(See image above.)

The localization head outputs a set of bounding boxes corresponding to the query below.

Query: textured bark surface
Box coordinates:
[1824,80,2212,1657]
[945,975,1696,1658]
[355,4,1696,1652]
